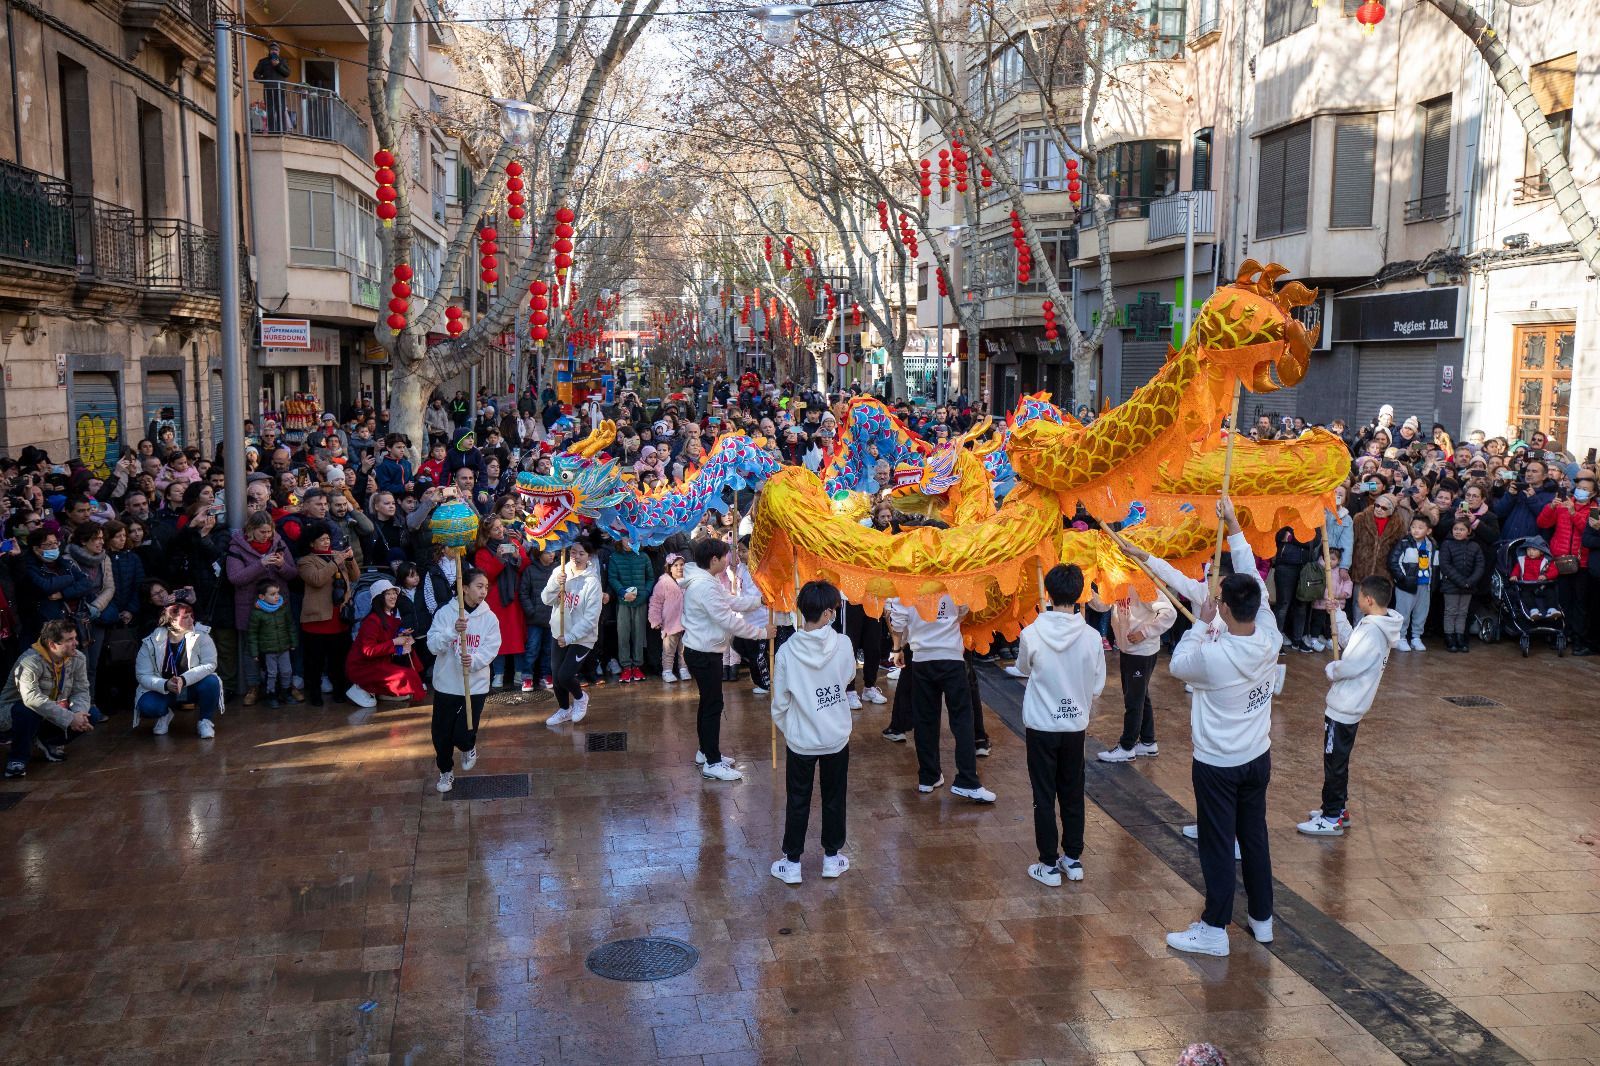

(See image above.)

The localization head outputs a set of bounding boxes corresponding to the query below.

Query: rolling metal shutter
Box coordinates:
[1420,97,1452,203]
[1331,115,1376,228]
[209,371,224,452]
[1356,344,1438,429]
[1238,383,1301,432]
[144,371,183,445]
[72,372,122,476]
[1118,341,1169,403]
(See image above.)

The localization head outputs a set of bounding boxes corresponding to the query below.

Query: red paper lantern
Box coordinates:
[529,280,547,296]
[531,325,548,341]
[373,150,394,167]
[376,202,397,221]
[508,205,525,221]
[554,252,573,269]
[555,206,575,224]
[1355,0,1385,30]
[391,282,410,299]
[376,186,396,203]
[394,264,413,282]
[388,297,408,313]
[506,161,523,177]
[387,313,406,330]
[374,167,395,186]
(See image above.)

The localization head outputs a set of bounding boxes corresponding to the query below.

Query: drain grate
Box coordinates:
[585,731,628,752]
[585,936,698,982]
[1441,695,1502,709]
[443,773,530,800]
[0,792,24,812]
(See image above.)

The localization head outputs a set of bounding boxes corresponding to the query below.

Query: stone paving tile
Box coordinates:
[0,644,1595,1064]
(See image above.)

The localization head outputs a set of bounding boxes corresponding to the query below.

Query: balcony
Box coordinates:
[71,196,141,287]
[1404,193,1451,223]
[1513,174,1552,203]
[120,0,215,65]
[251,82,371,161]
[1147,190,1215,242]
[0,161,76,276]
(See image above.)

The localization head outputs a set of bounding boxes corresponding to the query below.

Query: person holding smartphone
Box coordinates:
[345,579,427,707]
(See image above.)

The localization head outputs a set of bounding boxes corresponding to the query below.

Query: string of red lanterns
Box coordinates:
[445,304,465,337]
[553,205,575,278]
[529,279,549,346]
[505,160,526,228]
[478,225,498,289]
[373,149,397,226]
[1042,298,1059,345]
[1010,210,1031,286]
[1066,158,1082,209]
[386,263,412,332]
[918,159,932,201]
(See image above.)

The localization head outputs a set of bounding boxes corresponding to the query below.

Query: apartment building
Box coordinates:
[0,0,225,465]
[1079,0,1596,453]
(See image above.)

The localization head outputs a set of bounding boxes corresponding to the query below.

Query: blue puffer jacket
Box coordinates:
[110,549,146,617]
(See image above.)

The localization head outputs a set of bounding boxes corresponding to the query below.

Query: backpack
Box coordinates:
[1294,560,1327,603]
[339,568,389,626]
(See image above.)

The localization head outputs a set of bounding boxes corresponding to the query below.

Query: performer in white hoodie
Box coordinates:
[1089,586,1177,763]
[1015,564,1106,887]
[769,580,857,885]
[541,538,604,726]
[1297,575,1404,837]
[681,537,767,781]
[426,568,502,794]
[887,594,995,803]
[1127,497,1282,957]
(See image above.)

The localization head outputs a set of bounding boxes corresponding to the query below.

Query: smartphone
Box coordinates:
[0,539,14,554]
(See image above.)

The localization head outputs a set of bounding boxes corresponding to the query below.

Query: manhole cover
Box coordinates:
[1441,695,1502,708]
[586,731,628,752]
[0,792,23,812]
[442,773,530,800]
[585,936,698,982]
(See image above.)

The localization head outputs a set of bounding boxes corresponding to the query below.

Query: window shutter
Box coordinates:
[1256,133,1285,237]
[1420,97,1452,201]
[1192,128,1213,191]
[1282,122,1311,233]
[1529,54,1576,116]
[1264,0,1286,42]
[1341,0,1361,15]
[1330,115,1376,227]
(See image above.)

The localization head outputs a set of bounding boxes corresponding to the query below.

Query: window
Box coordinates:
[413,233,442,300]
[57,56,93,197]
[974,236,1016,297]
[1096,140,1180,218]
[1521,54,1575,200]
[1019,230,1077,294]
[409,9,424,67]
[1192,0,1220,38]
[1265,0,1316,43]
[1191,128,1213,190]
[1511,323,1574,450]
[917,264,929,303]
[1255,121,1311,237]
[286,170,380,278]
[1330,114,1376,228]
[1104,0,1185,65]
[1340,0,1362,14]
[1018,128,1078,192]
[1410,95,1451,220]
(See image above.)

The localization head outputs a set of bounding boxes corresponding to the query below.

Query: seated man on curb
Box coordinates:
[134,602,224,738]
[2,619,94,778]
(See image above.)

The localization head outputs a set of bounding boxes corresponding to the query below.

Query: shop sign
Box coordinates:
[1332,287,1461,342]
[261,326,341,367]
[352,275,381,311]
[260,317,312,349]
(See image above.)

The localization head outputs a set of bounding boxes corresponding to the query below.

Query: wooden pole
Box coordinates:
[1320,525,1342,660]
[1035,557,1049,615]
[1106,530,1200,625]
[457,555,473,730]
[1210,382,1244,596]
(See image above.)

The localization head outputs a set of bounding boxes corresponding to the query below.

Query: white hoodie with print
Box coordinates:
[680,562,765,654]
[540,562,603,647]
[426,598,503,696]
[1324,608,1405,725]
[1015,609,1107,733]
[770,625,856,755]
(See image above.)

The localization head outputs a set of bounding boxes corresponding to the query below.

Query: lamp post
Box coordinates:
[748,3,814,45]
[213,15,245,530]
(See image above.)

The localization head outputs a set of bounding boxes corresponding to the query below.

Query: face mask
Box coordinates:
[41,548,60,561]
[1578,489,1593,503]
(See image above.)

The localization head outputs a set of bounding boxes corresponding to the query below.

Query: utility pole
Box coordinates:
[214,15,245,530]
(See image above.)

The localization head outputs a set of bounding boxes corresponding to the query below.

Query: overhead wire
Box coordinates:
[241,0,875,30]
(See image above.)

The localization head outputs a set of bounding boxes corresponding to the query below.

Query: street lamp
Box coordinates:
[937,225,965,407]
[749,3,814,45]
[495,99,542,144]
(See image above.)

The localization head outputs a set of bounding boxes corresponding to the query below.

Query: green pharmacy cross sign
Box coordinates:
[1127,292,1171,341]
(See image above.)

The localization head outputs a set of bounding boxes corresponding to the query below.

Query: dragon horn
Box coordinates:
[958,416,993,446]
[569,420,618,459]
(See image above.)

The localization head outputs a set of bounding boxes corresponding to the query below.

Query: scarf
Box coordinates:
[29,639,67,700]
[67,543,105,594]
[162,633,187,679]
[254,598,283,613]
[246,535,274,555]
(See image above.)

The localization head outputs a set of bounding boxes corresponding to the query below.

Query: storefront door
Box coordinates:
[1511,323,1574,450]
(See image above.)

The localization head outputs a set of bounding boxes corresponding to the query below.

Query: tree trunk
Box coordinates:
[1426,0,1600,276]
[388,361,437,460]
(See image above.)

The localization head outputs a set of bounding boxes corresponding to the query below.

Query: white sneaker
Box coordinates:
[846,690,861,710]
[490,674,503,690]
[1003,664,1026,678]
[885,667,902,682]
[770,858,802,884]
[1249,915,1274,944]
[751,685,769,696]
[546,707,572,727]
[1028,862,1062,887]
[1308,637,1327,652]
[152,710,174,736]
[570,694,588,723]
[346,685,377,708]
[197,718,215,739]
[461,748,478,771]
[861,686,887,705]
[321,676,334,694]
[1297,815,1345,836]
[1057,857,1084,882]
[702,760,743,782]
[607,659,622,675]
[1409,637,1426,652]
[662,672,677,684]
[435,771,454,793]
[822,854,850,878]
[694,751,706,765]
[1181,823,1199,839]
[1166,921,1230,957]
[678,668,693,682]
[1309,807,1350,825]
[917,775,945,794]
[951,784,997,804]
[1394,639,1411,652]
[1133,742,1160,758]
[1097,746,1137,763]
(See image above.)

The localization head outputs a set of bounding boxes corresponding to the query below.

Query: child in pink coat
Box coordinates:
[649,553,688,682]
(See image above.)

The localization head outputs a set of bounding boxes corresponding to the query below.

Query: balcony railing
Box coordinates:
[1079,196,1161,228]
[1147,190,1215,242]
[177,0,215,31]
[71,196,141,285]
[1404,192,1451,223]
[0,161,76,270]
[1514,174,1552,203]
[252,81,371,160]
[140,217,220,293]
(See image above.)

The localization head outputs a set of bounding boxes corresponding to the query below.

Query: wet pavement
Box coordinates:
[0,643,1597,1065]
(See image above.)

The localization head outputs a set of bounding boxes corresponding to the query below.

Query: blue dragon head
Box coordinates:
[515,453,628,549]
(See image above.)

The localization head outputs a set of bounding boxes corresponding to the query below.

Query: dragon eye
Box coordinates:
[558,469,575,484]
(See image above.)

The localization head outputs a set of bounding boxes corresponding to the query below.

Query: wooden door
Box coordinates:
[1511,323,1574,450]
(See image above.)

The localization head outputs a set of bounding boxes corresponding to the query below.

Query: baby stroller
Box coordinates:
[1488,537,1568,657]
